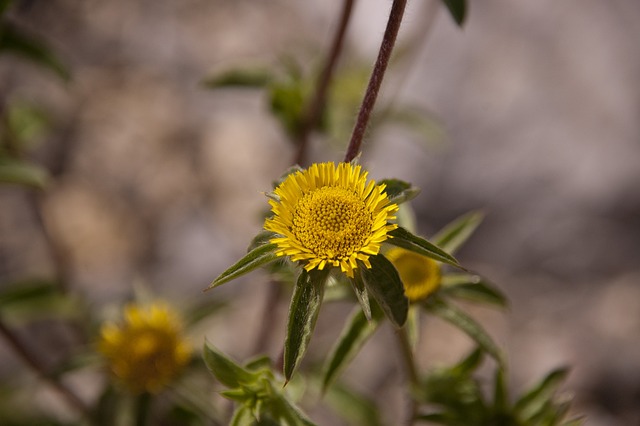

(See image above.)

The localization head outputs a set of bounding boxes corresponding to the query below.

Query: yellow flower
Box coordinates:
[265,162,398,278]
[98,302,191,394]
[386,247,441,302]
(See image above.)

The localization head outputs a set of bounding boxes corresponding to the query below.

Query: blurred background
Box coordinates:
[1,0,639,424]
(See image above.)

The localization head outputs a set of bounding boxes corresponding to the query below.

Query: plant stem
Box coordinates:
[344,0,408,163]
[0,317,91,420]
[294,0,355,166]
[396,326,419,425]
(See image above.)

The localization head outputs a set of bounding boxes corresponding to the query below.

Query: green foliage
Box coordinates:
[204,343,315,425]
[441,0,467,26]
[284,269,328,382]
[432,210,484,254]
[440,274,507,308]
[358,254,409,328]
[388,226,462,269]
[206,243,279,290]
[379,178,421,205]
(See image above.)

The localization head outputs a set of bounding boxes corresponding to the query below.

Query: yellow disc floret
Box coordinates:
[98,302,191,394]
[265,162,398,277]
[386,247,441,302]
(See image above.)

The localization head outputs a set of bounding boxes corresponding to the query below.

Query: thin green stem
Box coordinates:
[344,0,408,163]
[396,326,419,425]
[294,0,355,166]
[0,317,92,420]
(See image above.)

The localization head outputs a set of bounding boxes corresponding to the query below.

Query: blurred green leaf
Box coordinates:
[432,211,484,255]
[0,278,79,322]
[322,304,383,393]
[203,341,259,388]
[493,368,509,417]
[202,68,273,89]
[206,243,279,290]
[269,79,306,138]
[349,272,371,321]
[230,405,254,426]
[6,102,50,148]
[359,254,408,328]
[452,347,484,377]
[442,0,467,26]
[388,226,462,269]
[441,274,507,308]
[514,367,570,421]
[325,382,383,426]
[0,158,49,189]
[0,0,13,16]
[425,297,504,366]
[0,23,70,81]
[265,381,316,426]
[378,178,420,205]
[283,269,328,382]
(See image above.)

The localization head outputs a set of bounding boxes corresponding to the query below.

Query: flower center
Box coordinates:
[292,186,373,261]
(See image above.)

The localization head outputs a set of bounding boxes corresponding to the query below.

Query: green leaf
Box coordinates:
[414,412,449,424]
[325,382,383,426]
[0,23,70,81]
[493,368,508,416]
[452,347,484,377]
[441,274,507,308]
[322,305,383,393]
[359,254,408,328]
[283,269,328,382]
[202,68,273,89]
[206,243,279,290]
[0,158,49,189]
[0,0,13,16]
[349,273,371,321]
[265,381,317,426]
[0,278,79,322]
[248,230,278,251]
[202,341,258,388]
[425,297,504,366]
[432,211,484,254]
[269,79,306,138]
[378,178,420,205]
[229,405,254,426]
[514,367,570,421]
[388,227,463,269]
[442,0,467,26]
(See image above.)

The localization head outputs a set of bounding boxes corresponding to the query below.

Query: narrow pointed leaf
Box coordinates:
[432,211,484,254]
[248,230,279,251]
[442,0,467,26]
[359,254,408,328]
[206,243,279,290]
[388,227,462,269]
[441,274,507,307]
[322,305,383,393]
[283,269,328,382]
[202,68,273,89]
[452,347,484,376]
[0,159,49,189]
[350,274,371,321]
[203,341,257,388]
[514,367,570,420]
[378,178,420,205]
[493,368,508,415]
[425,297,504,366]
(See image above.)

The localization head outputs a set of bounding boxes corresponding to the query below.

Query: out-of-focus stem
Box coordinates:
[0,317,91,420]
[293,0,355,166]
[344,0,407,163]
[396,326,419,425]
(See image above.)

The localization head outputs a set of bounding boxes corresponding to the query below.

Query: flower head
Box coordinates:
[265,162,398,278]
[98,302,191,394]
[386,247,441,302]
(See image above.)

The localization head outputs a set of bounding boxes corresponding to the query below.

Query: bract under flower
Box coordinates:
[264,162,398,278]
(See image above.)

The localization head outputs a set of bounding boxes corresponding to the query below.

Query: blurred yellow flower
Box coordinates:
[98,302,191,394]
[386,247,441,302]
[265,162,398,278]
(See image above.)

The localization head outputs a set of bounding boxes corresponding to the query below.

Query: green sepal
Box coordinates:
[388,226,462,270]
[441,273,507,308]
[0,23,70,81]
[349,273,371,321]
[424,297,504,366]
[206,243,279,290]
[514,367,570,421]
[441,0,467,26]
[203,341,259,388]
[378,178,420,205]
[0,158,49,189]
[283,268,328,383]
[321,304,383,393]
[432,210,484,254]
[359,254,408,328]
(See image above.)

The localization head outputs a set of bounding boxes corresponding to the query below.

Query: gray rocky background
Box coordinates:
[1,0,639,424]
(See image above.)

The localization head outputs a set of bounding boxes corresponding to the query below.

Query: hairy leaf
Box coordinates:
[203,341,257,388]
[359,254,408,328]
[206,243,279,290]
[388,227,462,269]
